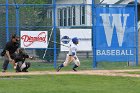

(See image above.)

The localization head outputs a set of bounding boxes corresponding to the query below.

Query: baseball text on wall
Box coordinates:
[95,6,135,61]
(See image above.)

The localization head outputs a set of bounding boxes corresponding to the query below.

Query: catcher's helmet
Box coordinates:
[72,37,79,44]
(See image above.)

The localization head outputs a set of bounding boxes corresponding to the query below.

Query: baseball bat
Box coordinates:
[50,41,69,48]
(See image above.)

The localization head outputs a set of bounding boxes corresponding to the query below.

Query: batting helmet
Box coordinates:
[72,37,79,44]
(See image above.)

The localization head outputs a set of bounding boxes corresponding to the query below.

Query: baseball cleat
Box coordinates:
[22,70,28,72]
[2,70,6,73]
[56,67,61,72]
[72,68,77,72]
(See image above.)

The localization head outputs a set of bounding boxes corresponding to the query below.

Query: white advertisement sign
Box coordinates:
[60,29,92,51]
[20,31,48,48]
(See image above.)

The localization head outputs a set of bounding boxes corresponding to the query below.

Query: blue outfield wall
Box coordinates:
[95,6,136,62]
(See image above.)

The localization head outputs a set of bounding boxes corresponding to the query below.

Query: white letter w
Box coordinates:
[100,14,129,47]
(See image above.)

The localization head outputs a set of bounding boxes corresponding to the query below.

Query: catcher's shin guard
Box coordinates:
[22,62,31,72]
[15,62,22,72]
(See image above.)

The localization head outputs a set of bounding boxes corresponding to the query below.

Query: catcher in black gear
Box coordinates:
[14,48,32,72]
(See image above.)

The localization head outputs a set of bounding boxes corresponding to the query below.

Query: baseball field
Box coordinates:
[0,74,140,93]
[0,59,140,93]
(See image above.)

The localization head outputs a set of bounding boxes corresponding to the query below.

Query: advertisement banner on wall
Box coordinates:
[20,31,48,48]
[95,6,135,62]
[60,29,92,51]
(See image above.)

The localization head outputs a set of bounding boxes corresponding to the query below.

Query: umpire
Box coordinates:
[1,34,19,72]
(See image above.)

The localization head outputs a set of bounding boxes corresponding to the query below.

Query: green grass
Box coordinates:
[96,62,140,70]
[0,75,140,93]
[29,59,140,71]
[0,59,140,93]
[26,60,140,71]
[0,58,93,72]
[0,58,140,72]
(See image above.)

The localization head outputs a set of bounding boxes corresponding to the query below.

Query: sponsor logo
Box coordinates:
[21,32,46,47]
[61,36,70,44]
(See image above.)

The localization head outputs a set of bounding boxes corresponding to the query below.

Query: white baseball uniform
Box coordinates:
[63,43,80,66]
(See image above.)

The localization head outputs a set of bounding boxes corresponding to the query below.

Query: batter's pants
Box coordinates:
[63,54,80,67]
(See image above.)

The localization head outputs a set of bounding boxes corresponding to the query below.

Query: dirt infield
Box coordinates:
[1,69,140,77]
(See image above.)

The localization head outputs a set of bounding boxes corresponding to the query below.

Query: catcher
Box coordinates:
[13,48,32,72]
